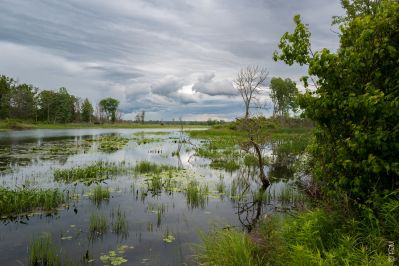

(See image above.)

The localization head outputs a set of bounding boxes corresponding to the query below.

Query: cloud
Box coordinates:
[192,73,236,96]
[0,0,344,120]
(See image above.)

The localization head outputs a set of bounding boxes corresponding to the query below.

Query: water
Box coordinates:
[0,128,301,265]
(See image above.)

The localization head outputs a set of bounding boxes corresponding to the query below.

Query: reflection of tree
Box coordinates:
[232,167,269,232]
[236,183,268,232]
[268,140,297,180]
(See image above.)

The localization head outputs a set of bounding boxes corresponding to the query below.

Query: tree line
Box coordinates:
[0,75,121,123]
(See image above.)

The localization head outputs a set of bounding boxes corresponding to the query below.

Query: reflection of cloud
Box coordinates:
[0,0,343,120]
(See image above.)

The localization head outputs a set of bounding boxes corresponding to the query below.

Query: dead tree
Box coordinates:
[234,65,268,119]
[238,117,271,188]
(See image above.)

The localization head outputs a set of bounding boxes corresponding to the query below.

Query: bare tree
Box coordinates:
[234,65,268,119]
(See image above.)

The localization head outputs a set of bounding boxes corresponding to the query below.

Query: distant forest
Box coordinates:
[0,74,226,125]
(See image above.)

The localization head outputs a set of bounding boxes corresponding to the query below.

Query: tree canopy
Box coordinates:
[269,77,298,117]
[99,97,119,123]
[274,0,399,203]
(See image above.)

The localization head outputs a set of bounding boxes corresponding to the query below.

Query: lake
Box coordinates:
[0,128,303,265]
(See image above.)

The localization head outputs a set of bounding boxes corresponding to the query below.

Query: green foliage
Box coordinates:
[185,181,209,209]
[81,98,93,122]
[274,0,399,203]
[38,88,77,123]
[88,185,110,206]
[29,234,61,266]
[99,97,119,123]
[270,77,299,117]
[133,161,175,174]
[53,162,122,184]
[89,212,108,239]
[257,208,394,265]
[0,187,66,218]
[111,207,128,238]
[197,229,264,266]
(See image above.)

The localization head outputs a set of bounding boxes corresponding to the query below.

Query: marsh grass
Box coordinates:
[134,161,175,174]
[89,185,110,206]
[29,234,61,266]
[111,207,128,238]
[185,181,209,209]
[0,187,66,218]
[54,162,123,184]
[89,213,108,239]
[197,229,263,266]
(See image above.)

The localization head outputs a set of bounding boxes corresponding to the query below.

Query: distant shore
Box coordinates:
[0,120,209,131]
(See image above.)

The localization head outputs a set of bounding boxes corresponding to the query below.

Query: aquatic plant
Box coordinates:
[99,245,130,266]
[29,234,61,266]
[111,207,128,238]
[0,187,66,218]
[53,162,123,184]
[94,135,129,152]
[88,185,110,206]
[133,161,175,174]
[185,181,209,209]
[89,212,108,239]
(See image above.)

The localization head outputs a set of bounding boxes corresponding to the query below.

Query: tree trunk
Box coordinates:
[251,139,270,187]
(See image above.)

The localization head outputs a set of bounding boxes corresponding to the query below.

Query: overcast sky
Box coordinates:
[0,0,344,121]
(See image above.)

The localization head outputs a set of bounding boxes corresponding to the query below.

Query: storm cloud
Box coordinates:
[0,0,344,120]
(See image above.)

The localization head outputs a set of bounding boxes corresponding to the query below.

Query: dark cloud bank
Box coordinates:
[0,0,343,120]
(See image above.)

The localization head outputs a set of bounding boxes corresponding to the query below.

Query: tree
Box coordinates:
[234,65,268,119]
[99,97,119,123]
[81,98,94,122]
[273,0,399,203]
[38,90,57,122]
[8,83,37,120]
[0,75,15,119]
[269,77,298,117]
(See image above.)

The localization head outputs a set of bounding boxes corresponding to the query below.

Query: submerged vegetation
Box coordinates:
[90,135,130,152]
[0,187,66,218]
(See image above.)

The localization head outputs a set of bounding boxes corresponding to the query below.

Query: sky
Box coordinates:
[0,0,344,121]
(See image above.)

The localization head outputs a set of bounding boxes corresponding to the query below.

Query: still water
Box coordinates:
[0,128,298,265]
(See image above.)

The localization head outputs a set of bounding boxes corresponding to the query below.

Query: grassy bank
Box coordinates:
[0,119,208,130]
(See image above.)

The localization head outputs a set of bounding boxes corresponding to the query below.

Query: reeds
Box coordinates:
[111,207,128,238]
[53,162,122,184]
[29,234,61,266]
[0,187,66,218]
[185,181,209,209]
[89,212,108,239]
[89,185,110,206]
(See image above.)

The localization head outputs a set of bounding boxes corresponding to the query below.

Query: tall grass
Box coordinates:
[89,185,110,206]
[133,161,175,174]
[89,212,108,239]
[197,229,263,266]
[185,181,209,209]
[29,234,61,266]
[111,207,128,238]
[0,187,66,218]
[53,162,122,184]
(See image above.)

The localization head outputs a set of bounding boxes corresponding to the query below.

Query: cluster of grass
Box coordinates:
[29,234,62,266]
[185,181,209,209]
[198,205,397,265]
[53,162,123,184]
[89,212,108,240]
[197,229,264,266]
[133,161,175,174]
[88,185,110,206]
[0,187,66,218]
[209,159,240,172]
[111,207,129,238]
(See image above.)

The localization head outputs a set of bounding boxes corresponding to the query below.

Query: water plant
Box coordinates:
[53,162,123,184]
[111,207,128,238]
[89,212,108,239]
[0,187,66,218]
[88,185,110,206]
[185,181,209,209]
[133,161,175,174]
[92,135,129,152]
[29,234,61,266]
